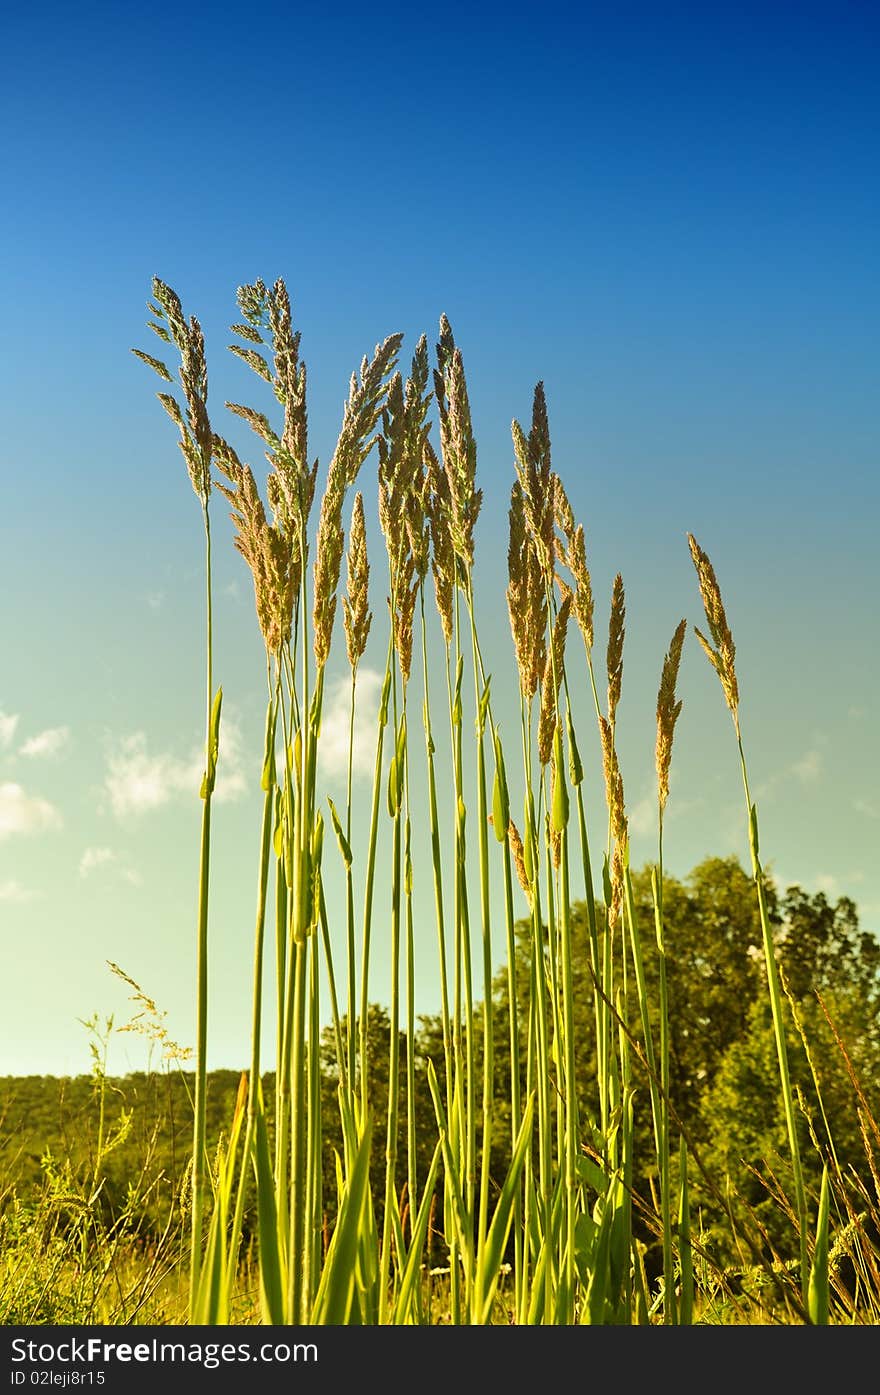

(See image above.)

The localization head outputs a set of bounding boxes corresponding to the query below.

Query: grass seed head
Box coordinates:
[134,278,213,505]
[537,591,571,766]
[606,573,626,725]
[687,533,739,716]
[313,334,403,669]
[656,617,687,814]
[434,320,482,573]
[426,441,454,645]
[554,474,594,651]
[508,820,530,899]
[342,491,372,671]
[213,435,292,655]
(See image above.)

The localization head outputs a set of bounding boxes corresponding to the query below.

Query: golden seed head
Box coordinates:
[426,441,454,645]
[656,617,687,814]
[312,471,345,670]
[213,435,292,654]
[395,561,419,685]
[606,573,626,725]
[537,592,572,766]
[511,382,555,578]
[687,533,739,715]
[342,492,372,671]
[136,279,213,505]
[508,820,530,899]
[434,321,481,571]
[553,474,594,653]
[599,714,628,855]
[312,335,404,670]
[609,841,625,926]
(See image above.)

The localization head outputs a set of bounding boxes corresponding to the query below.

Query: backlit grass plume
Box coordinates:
[688,531,809,1312]
[132,277,220,1317]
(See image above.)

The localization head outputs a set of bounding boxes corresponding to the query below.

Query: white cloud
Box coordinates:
[756,746,824,800]
[79,845,143,887]
[791,749,822,784]
[628,795,655,838]
[855,798,879,820]
[20,726,70,759]
[0,782,62,839]
[316,668,383,783]
[0,711,19,749]
[0,878,40,903]
[104,714,247,818]
[147,591,165,611]
[79,846,117,877]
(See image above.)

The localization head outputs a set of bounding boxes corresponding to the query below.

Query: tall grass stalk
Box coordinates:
[133,280,220,1315]
[688,533,809,1307]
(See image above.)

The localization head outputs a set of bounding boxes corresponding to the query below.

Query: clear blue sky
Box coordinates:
[2,0,877,1074]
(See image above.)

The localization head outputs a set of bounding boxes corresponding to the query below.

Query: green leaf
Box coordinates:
[566,709,584,786]
[491,733,509,840]
[387,754,399,817]
[551,728,569,831]
[200,687,223,798]
[311,1118,373,1323]
[326,796,353,869]
[260,701,277,792]
[808,1165,831,1325]
[251,1086,286,1324]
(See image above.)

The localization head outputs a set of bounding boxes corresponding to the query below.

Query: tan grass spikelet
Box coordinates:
[606,573,625,726]
[213,435,293,656]
[434,317,482,572]
[687,533,740,717]
[378,340,434,678]
[313,334,403,668]
[537,591,572,766]
[508,820,530,899]
[342,492,372,671]
[134,278,213,504]
[599,714,627,852]
[553,474,594,652]
[656,617,687,815]
[229,278,317,550]
[511,382,555,577]
[599,714,628,923]
[426,441,454,645]
[507,481,533,696]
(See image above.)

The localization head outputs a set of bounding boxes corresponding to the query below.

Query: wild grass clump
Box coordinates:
[81,272,878,1325]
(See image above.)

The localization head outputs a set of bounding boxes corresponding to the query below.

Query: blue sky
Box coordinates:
[1,0,877,1075]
